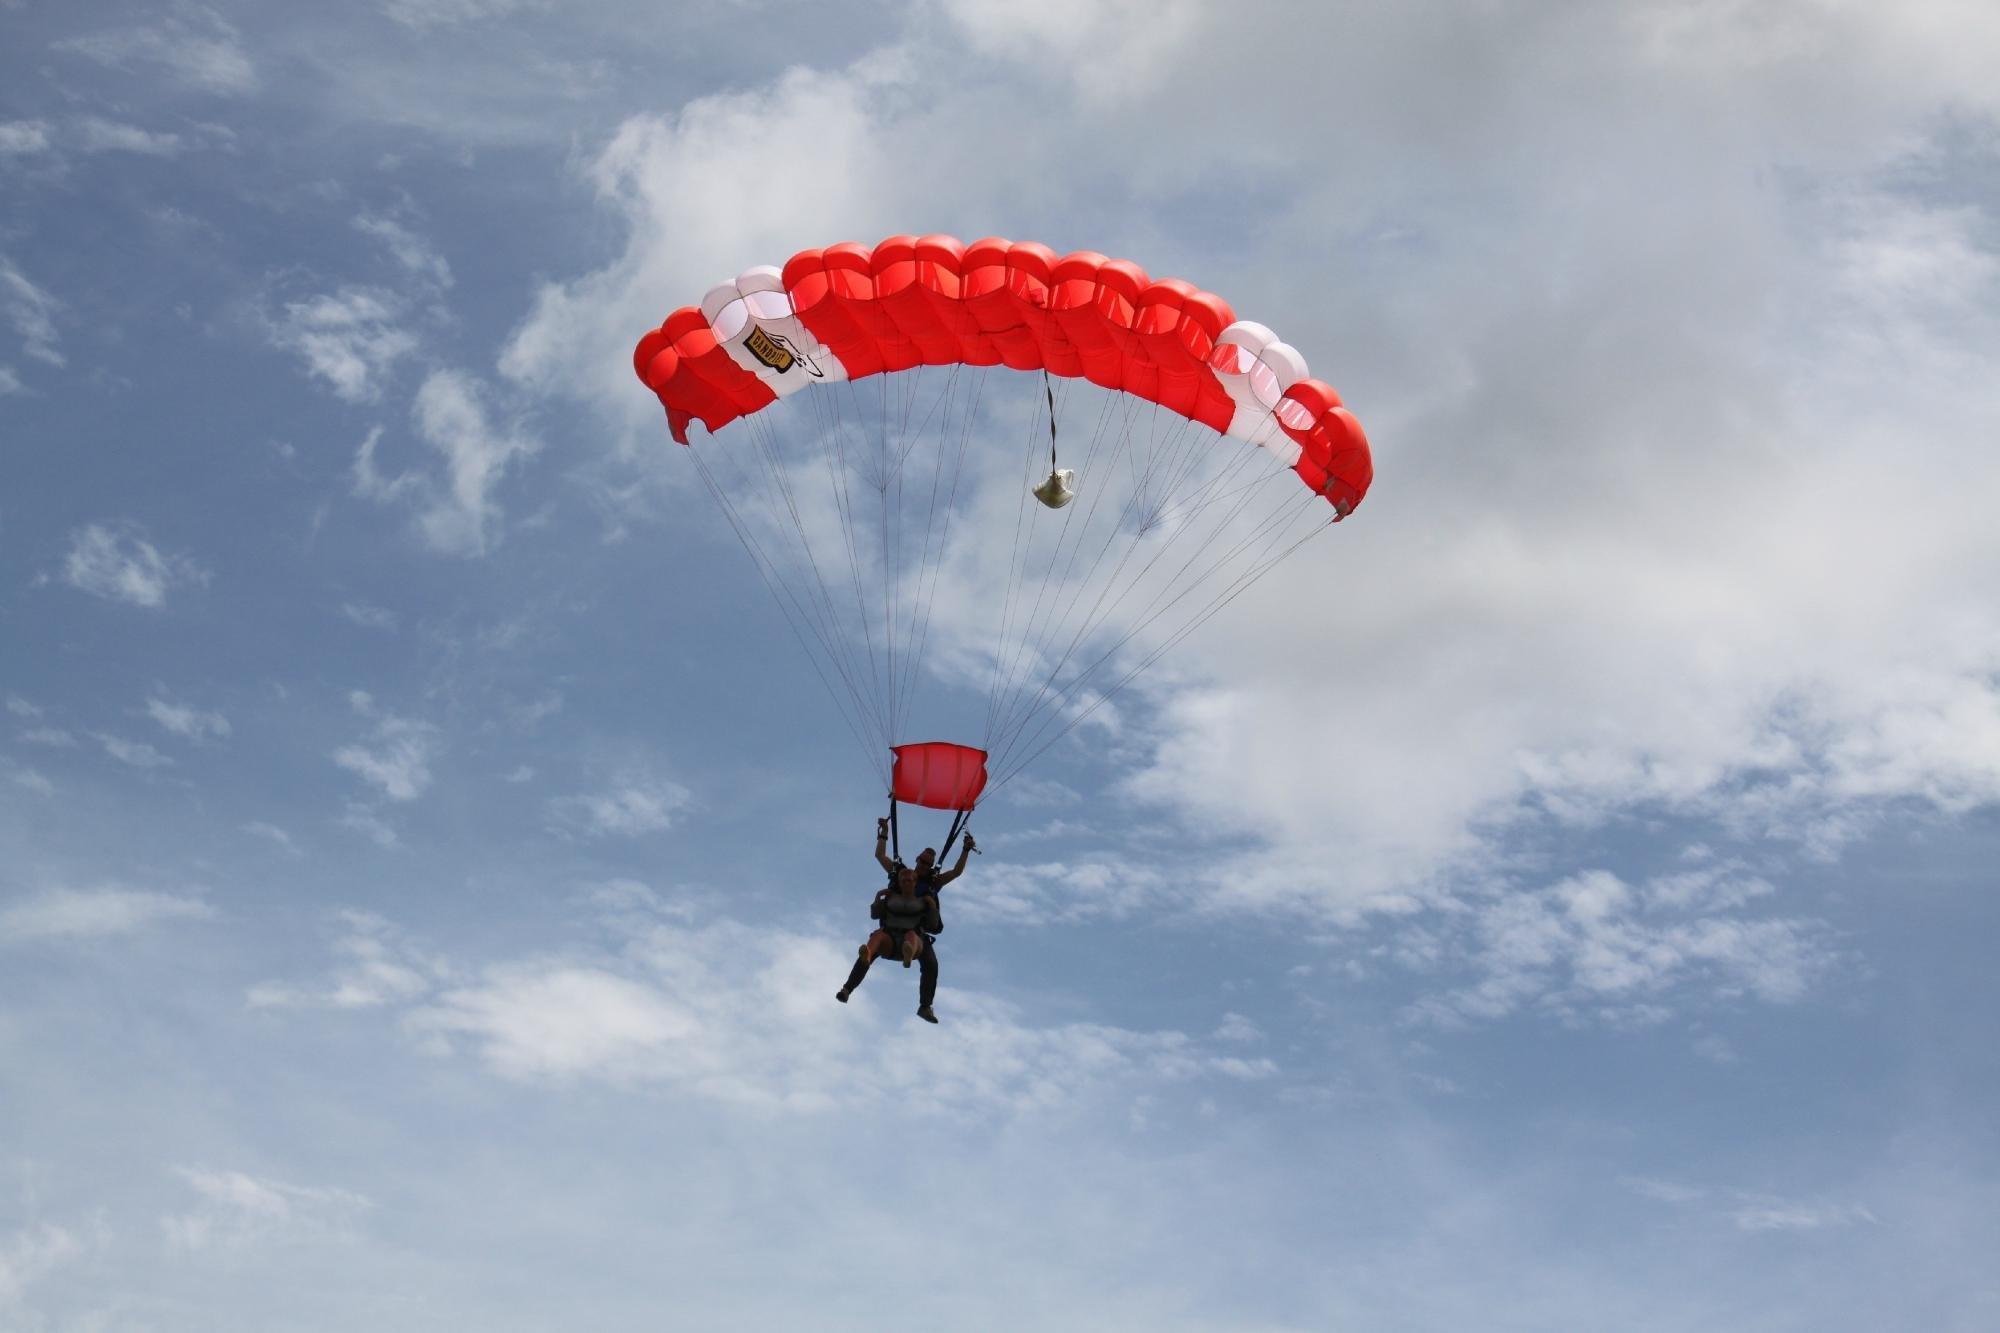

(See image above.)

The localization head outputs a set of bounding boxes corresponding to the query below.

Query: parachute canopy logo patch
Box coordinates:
[743,326,795,373]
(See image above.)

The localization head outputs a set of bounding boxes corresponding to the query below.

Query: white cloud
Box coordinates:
[0,886,213,943]
[377,0,542,29]
[19,727,74,748]
[938,0,1208,103]
[61,522,205,607]
[337,801,402,849]
[500,56,918,439]
[350,425,417,501]
[256,892,1286,1116]
[1395,866,1837,1029]
[550,768,692,838]
[273,287,417,403]
[147,695,231,740]
[0,1223,81,1308]
[355,213,453,289]
[0,120,52,156]
[410,923,1279,1114]
[162,1167,370,1252]
[408,369,538,556]
[350,373,538,555]
[72,117,185,156]
[248,912,442,1008]
[340,600,398,630]
[1214,1012,1263,1043]
[97,733,175,769]
[414,964,696,1081]
[1729,1198,1878,1232]
[56,6,258,95]
[5,696,41,718]
[242,821,300,854]
[2,258,62,367]
[1116,171,2000,915]
[10,767,54,795]
[332,704,437,802]
[951,857,1165,927]
[1625,1177,1877,1234]
[1691,1033,1739,1064]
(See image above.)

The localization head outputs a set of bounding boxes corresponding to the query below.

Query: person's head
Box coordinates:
[896,863,918,892]
[915,846,937,873]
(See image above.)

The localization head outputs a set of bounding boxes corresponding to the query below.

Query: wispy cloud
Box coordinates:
[349,372,538,556]
[413,963,695,1081]
[248,912,443,1009]
[0,886,213,943]
[264,893,1288,1116]
[951,857,1166,927]
[339,600,398,630]
[147,695,231,741]
[1624,1177,1878,1234]
[162,1167,370,1252]
[242,821,300,855]
[938,0,1208,104]
[56,6,257,95]
[271,287,417,403]
[337,801,401,849]
[332,695,437,802]
[2,258,63,367]
[97,733,175,769]
[71,117,185,156]
[550,767,691,838]
[500,56,915,427]
[60,522,206,608]
[1398,865,1837,1029]
[354,214,452,289]
[0,1223,82,1307]
[408,370,538,556]
[0,120,53,156]
[1729,1199,1878,1232]
[377,0,541,30]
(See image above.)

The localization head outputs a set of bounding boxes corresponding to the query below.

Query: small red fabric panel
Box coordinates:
[891,742,990,811]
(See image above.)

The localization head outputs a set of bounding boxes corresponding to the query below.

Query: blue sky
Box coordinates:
[4,1,2000,1328]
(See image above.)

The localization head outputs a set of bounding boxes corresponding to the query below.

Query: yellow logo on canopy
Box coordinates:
[743,326,795,373]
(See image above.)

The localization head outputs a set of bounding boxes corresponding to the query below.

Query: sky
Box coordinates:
[3,0,1999,1328]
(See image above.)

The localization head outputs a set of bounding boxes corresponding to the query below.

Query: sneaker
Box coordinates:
[916,1005,938,1024]
[835,988,850,1003]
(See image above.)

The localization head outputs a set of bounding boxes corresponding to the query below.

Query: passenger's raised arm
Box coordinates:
[930,833,975,887]
[874,817,896,873]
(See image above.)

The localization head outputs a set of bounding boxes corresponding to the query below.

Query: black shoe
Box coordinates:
[835,988,850,1003]
[917,1005,938,1024]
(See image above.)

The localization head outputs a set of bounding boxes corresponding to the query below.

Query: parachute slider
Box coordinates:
[890,742,989,811]
[1033,467,1076,509]
[1030,366,1075,508]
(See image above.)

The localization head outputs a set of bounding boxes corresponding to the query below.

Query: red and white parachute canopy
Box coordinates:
[633,234,1373,516]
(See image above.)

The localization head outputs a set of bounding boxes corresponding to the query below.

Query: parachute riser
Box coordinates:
[884,795,976,873]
